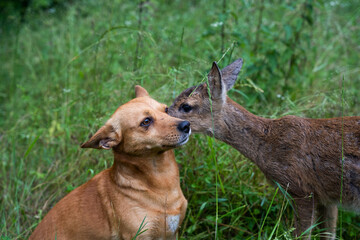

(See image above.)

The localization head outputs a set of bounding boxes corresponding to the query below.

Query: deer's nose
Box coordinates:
[177,121,190,134]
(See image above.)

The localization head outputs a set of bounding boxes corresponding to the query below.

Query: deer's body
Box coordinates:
[219,97,360,207]
[169,58,360,239]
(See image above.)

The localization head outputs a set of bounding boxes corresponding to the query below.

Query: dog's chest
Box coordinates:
[166,214,180,233]
[122,209,181,239]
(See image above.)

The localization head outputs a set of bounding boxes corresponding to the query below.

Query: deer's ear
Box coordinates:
[221,58,243,91]
[81,124,121,150]
[135,85,150,98]
[207,61,225,101]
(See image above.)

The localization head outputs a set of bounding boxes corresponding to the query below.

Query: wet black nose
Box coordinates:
[177,121,190,134]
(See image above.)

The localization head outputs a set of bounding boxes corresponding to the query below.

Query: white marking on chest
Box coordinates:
[166,214,180,233]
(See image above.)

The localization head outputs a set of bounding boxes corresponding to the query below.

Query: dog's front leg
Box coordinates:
[317,204,337,240]
[293,196,316,239]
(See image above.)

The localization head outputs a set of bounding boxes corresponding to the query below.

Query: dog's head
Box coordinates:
[168,58,243,133]
[81,86,191,155]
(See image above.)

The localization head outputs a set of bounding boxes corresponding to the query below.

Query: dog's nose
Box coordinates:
[177,121,190,134]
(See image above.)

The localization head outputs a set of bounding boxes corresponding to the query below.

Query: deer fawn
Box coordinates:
[168,58,360,239]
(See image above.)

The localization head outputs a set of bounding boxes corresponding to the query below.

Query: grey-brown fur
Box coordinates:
[168,58,360,239]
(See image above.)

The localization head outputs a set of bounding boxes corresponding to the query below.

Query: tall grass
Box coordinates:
[1,0,359,239]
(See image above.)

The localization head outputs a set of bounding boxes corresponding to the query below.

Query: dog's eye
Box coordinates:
[140,117,152,127]
[180,103,192,113]
[165,107,169,114]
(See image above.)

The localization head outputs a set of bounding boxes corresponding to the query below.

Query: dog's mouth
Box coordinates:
[163,129,191,148]
[176,135,189,146]
[176,129,191,147]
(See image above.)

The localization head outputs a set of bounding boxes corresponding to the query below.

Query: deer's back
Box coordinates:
[261,116,360,206]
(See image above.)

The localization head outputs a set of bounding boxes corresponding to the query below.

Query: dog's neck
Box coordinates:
[110,150,180,192]
[211,97,270,165]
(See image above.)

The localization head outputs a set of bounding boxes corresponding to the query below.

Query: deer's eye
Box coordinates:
[180,103,192,113]
[165,107,169,114]
[140,117,152,127]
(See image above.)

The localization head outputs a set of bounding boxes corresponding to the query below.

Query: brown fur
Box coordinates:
[30,86,189,240]
[168,58,360,239]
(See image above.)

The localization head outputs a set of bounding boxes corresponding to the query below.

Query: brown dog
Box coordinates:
[168,59,360,239]
[29,86,189,240]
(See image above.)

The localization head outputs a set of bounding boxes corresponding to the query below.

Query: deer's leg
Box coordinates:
[317,204,337,240]
[293,196,316,240]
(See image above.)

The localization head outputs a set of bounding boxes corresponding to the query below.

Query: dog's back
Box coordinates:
[29,170,112,240]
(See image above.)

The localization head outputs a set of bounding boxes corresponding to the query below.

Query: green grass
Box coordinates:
[1,0,360,239]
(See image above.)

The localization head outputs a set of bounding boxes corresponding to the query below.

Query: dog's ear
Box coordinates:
[207,61,225,101]
[135,85,150,98]
[81,124,121,150]
[221,58,243,91]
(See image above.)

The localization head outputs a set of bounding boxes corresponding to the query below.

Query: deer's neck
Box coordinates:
[212,97,270,164]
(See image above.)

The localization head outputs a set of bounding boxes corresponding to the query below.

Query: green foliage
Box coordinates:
[1,0,359,239]
[0,0,72,26]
